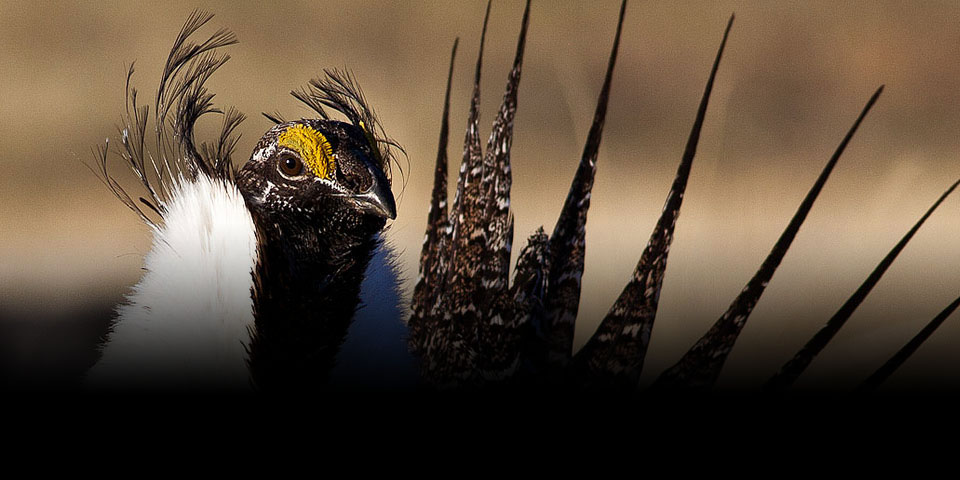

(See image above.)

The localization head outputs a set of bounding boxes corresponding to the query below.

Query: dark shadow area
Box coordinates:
[4,298,960,395]
[0,304,113,391]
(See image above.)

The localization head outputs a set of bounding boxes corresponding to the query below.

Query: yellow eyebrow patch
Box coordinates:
[277,124,335,179]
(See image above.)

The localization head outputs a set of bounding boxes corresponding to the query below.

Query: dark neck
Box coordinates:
[246,215,381,391]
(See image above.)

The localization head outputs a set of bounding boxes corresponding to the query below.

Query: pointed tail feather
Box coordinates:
[443,0,490,308]
[410,38,459,325]
[410,1,519,385]
[654,85,885,390]
[856,295,960,393]
[571,13,733,389]
[764,177,960,392]
[471,1,530,321]
[538,0,628,367]
[468,0,532,377]
[476,0,531,303]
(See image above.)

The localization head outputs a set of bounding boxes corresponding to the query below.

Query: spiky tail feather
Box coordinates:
[532,0,630,372]
[653,86,884,391]
[569,11,729,390]
[856,294,960,393]
[765,178,960,392]
[409,0,533,385]
[408,39,458,349]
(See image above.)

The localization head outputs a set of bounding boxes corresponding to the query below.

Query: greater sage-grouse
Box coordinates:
[88,11,413,391]
[90,2,959,393]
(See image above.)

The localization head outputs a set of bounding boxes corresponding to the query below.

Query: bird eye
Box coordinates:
[279,155,304,176]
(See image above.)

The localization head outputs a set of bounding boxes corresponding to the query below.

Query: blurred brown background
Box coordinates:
[1,0,958,391]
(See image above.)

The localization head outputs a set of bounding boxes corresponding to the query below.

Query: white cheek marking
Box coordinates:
[253,146,270,163]
[255,180,276,204]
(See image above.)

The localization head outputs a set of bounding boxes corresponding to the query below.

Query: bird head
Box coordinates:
[237,119,396,249]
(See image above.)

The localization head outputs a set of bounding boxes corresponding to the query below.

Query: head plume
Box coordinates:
[281,70,406,193]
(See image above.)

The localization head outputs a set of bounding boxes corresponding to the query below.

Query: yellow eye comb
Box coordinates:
[278,124,335,179]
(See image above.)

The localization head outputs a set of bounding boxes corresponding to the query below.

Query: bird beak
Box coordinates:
[352,163,397,220]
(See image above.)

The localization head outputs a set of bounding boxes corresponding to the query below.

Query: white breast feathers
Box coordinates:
[87,174,259,390]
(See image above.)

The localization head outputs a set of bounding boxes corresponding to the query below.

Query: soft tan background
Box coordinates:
[1,0,959,390]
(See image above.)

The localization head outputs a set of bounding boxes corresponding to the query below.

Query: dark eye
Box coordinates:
[279,155,304,176]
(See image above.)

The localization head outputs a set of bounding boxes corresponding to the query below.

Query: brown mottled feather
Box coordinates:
[409,1,493,386]
[408,39,458,364]
[537,0,628,368]
[569,13,730,389]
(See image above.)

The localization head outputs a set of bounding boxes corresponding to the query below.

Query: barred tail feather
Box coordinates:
[445,0,491,306]
[539,0,629,370]
[410,39,458,324]
[571,12,731,389]
[408,38,458,377]
[408,1,493,385]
